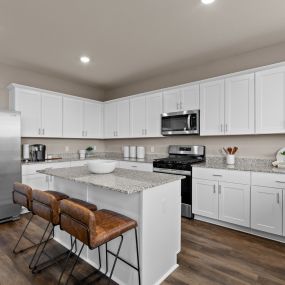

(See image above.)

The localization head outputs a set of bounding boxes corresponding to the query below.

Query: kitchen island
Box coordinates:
[39,166,183,285]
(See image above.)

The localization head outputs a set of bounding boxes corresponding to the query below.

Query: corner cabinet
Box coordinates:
[255,66,285,134]
[9,85,63,137]
[130,91,163,137]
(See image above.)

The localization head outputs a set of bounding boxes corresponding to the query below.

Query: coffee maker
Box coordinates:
[30,144,46,162]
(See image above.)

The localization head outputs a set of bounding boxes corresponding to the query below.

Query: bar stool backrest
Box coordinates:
[13,182,33,211]
[32,190,69,225]
[60,198,97,247]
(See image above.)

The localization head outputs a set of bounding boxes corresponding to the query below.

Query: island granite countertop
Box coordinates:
[193,157,285,174]
[39,166,184,194]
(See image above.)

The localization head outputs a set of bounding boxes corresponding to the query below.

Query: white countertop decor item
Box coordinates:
[123,145,130,158]
[130,146,137,158]
[223,146,238,165]
[79,149,86,160]
[87,160,116,174]
[137,146,145,159]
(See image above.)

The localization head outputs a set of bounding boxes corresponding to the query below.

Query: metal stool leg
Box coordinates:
[108,235,124,283]
[29,221,51,269]
[135,228,141,285]
[13,213,33,254]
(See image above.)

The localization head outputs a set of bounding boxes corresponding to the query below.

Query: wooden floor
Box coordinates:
[0,215,285,285]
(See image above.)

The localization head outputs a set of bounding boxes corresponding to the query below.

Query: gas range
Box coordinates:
[153,145,205,176]
[153,145,206,219]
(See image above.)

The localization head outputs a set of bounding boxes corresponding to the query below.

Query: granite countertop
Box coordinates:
[38,166,184,194]
[193,157,285,174]
[22,153,160,165]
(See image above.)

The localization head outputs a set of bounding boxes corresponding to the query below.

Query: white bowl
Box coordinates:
[87,160,117,174]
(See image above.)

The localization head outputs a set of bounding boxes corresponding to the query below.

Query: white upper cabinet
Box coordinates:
[163,88,181,113]
[200,79,225,136]
[225,74,255,135]
[9,85,62,137]
[84,101,102,138]
[104,98,130,138]
[256,66,285,134]
[63,97,84,138]
[130,92,163,137]
[146,92,163,137]
[130,95,146,137]
[104,101,117,138]
[163,85,199,113]
[180,85,200,111]
[117,98,130,138]
[41,92,63,137]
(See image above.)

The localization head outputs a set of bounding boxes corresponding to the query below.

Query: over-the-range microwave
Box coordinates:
[161,110,200,136]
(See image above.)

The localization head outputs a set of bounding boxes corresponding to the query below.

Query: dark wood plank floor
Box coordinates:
[1,215,285,285]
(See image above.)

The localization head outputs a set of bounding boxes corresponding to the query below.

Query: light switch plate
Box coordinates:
[93,145,96,151]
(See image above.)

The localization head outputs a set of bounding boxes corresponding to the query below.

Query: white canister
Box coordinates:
[226,154,235,165]
[137,146,145,159]
[79,149,86,160]
[123,146,130,158]
[130,146,137,158]
[22,144,30,161]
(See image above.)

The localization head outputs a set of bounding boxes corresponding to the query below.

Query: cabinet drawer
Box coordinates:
[252,172,285,188]
[192,167,250,185]
[119,161,153,172]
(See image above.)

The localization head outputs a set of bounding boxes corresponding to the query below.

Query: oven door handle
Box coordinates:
[153,167,191,176]
[187,114,191,131]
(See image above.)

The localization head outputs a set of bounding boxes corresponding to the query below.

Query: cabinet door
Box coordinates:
[63,97,84,138]
[130,95,146,137]
[14,89,42,137]
[200,79,225,136]
[117,98,130,138]
[104,101,117,138]
[219,182,250,227]
[225,74,254,135]
[256,66,285,134]
[251,186,283,235]
[180,85,199,110]
[22,174,49,191]
[146,92,163,137]
[41,93,63,137]
[163,88,180,113]
[192,178,219,219]
[84,101,102,138]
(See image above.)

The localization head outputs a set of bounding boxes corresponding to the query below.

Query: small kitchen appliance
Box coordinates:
[153,145,205,219]
[137,146,145,159]
[30,144,46,162]
[123,146,130,158]
[130,146,137,158]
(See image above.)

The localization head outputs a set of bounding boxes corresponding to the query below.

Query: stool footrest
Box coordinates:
[107,249,139,271]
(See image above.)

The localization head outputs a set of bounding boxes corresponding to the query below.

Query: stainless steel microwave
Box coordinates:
[161,110,200,136]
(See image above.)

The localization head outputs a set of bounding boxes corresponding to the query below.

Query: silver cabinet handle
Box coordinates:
[85,131,88,137]
[213,185,216,194]
[131,165,138,168]
[82,130,85,137]
[276,181,285,183]
[220,124,223,132]
[38,128,41,135]
[213,174,222,177]
[42,128,45,135]
[277,193,280,204]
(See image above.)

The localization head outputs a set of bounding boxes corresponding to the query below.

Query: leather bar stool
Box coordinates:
[12,182,52,254]
[58,198,141,285]
[29,189,69,273]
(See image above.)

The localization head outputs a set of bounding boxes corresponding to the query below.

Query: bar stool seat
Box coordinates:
[13,182,33,211]
[29,190,70,273]
[58,198,140,285]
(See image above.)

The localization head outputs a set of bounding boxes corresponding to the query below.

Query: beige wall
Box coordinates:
[104,41,285,100]
[22,138,105,155]
[104,135,285,160]
[0,61,105,110]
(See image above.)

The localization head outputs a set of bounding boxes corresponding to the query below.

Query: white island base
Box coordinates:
[53,177,181,285]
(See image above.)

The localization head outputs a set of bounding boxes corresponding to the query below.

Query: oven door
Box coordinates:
[161,110,199,135]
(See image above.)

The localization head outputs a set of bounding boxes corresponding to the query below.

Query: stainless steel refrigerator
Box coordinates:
[0,111,21,223]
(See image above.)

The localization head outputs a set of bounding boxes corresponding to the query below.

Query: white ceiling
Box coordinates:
[1,0,285,88]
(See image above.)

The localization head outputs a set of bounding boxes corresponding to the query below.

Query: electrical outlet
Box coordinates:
[150,146,155,153]
[65,146,69,152]
[93,145,96,151]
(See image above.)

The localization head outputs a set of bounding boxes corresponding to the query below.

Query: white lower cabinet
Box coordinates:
[192,179,218,219]
[22,173,49,190]
[251,186,283,235]
[219,182,250,227]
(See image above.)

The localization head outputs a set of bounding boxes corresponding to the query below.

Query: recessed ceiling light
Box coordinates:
[80,56,90,64]
[201,0,215,4]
